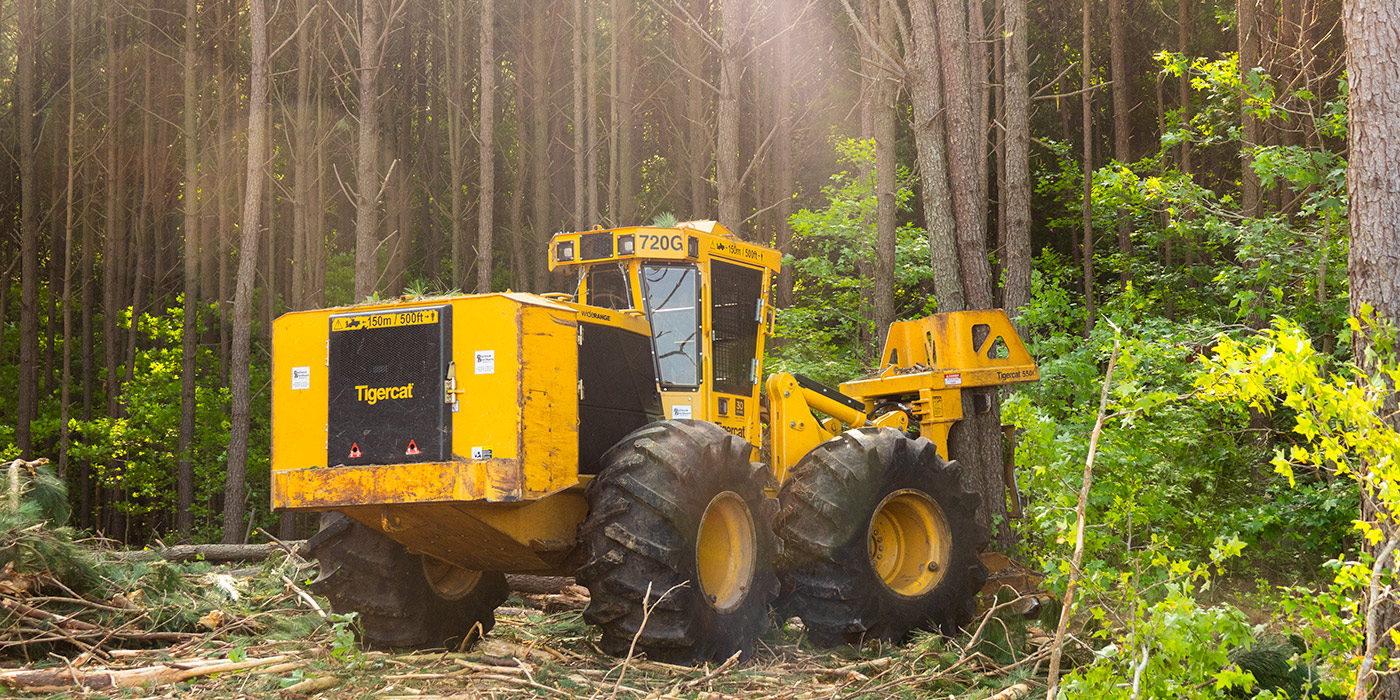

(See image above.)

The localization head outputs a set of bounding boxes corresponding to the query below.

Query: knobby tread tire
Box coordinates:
[305,514,509,650]
[774,427,989,648]
[576,419,780,664]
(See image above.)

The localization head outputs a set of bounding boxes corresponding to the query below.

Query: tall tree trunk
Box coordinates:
[872,1,897,346]
[446,0,469,290]
[1081,0,1095,334]
[1001,0,1031,320]
[616,0,636,223]
[1238,0,1263,219]
[59,0,77,482]
[291,0,315,310]
[683,0,710,220]
[102,2,125,536]
[934,0,994,309]
[225,0,270,544]
[1109,0,1132,282]
[717,0,743,231]
[585,0,599,225]
[573,0,586,229]
[530,2,551,291]
[178,0,199,540]
[16,0,38,458]
[907,0,965,313]
[773,0,794,308]
[477,0,496,292]
[1178,0,1192,174]
[354,0,384,301]
[1344,3,1400,697]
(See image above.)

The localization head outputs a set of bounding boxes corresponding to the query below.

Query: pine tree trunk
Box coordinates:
[16,0,39,458]
[934,0,994,309]
[616,0,636,223]
[354,0,383,301]
[774,0,794,308]
[1238,0,1263,219]
[59,0,77,483]
[530,2,551,291]
[477,0,496,292]
[585,0,599,225]
[1109,0,1132,282]
[716,0,742,231]
[573,0,586,229]
[178,0,199,540]
[1001,0,1031,321]
[225,0,270,544]
[1345,3,1400,696]
[1081,0,1095,334]
[907,0,965,313]
[872,1,897,346]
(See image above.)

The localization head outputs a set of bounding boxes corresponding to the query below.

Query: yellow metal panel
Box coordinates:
[519,304,580,496]
[273,461,493,509]
[271,312,330,482]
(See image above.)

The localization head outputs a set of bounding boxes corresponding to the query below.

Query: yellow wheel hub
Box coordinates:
[696,491,757,612]
[421,556,484,601]
[868,489,951,597]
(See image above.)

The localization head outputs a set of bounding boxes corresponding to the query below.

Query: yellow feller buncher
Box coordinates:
[270,221,1038,661]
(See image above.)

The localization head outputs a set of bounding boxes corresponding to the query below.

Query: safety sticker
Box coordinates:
[472,447,493,459]
[474,350,495,375]
[671,405,692,419]
[349,443,362,459]
[331,308,439,332]
[945,373,963,386]
[291,366,311,390]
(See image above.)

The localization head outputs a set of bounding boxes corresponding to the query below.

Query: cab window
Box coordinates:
[586,264,633,310]
[640,265,701,387]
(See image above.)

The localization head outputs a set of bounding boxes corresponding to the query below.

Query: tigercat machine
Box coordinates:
[270,220,1038,660]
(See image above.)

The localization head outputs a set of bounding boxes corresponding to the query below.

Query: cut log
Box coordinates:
[0,654,287,691]
[107,542,302,564]
[109,544,578,594]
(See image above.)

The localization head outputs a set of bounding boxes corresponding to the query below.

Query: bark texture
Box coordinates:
[354,0,384,300]
[224,0,269,543]
[1001,0,1031,321]
[1345,2,1400,692]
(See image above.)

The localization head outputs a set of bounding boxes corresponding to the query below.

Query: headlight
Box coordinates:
[617,235,635,255]
[556,241,575,262]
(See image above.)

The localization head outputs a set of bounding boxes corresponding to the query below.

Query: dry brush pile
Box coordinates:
[0,459,1047,698]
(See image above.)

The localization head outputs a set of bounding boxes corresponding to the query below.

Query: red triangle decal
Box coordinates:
[349,443,361,459]
[405,440,421,456]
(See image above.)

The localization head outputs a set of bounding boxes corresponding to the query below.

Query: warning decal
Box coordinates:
[331,308,440,333]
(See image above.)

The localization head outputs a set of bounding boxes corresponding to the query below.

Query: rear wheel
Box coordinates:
[306,514,509,650]
[775,428,987,647]
[576,419,779,663]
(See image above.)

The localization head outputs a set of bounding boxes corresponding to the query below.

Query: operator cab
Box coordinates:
[548,221,782,446]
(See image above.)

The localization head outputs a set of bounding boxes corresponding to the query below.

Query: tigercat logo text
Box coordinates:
[356,383,415,405]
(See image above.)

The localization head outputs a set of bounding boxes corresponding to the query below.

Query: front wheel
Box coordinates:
[575,420,779,663]
[774,428,988,647]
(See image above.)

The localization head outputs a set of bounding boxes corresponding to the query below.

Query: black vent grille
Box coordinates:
[580,232,613,261]
[327,305,452,465]
[710,261,764,394]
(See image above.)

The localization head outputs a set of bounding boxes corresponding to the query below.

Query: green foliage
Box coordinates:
[768,138,935,385]
[0,462,107,593]
[1059,537,1262,699]
[1197,314,1400,690]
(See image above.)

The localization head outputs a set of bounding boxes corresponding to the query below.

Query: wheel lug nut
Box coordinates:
[927,562,940,572]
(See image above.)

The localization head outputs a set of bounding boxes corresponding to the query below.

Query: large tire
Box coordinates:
[774,427,988,648]
[576,420,779,663]
[305,514,509,650]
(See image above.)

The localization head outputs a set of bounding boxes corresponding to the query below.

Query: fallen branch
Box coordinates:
[0,654,288,691]
[986,683,1032,700]
[1045,323,1122,698]
[108,542,304,564]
